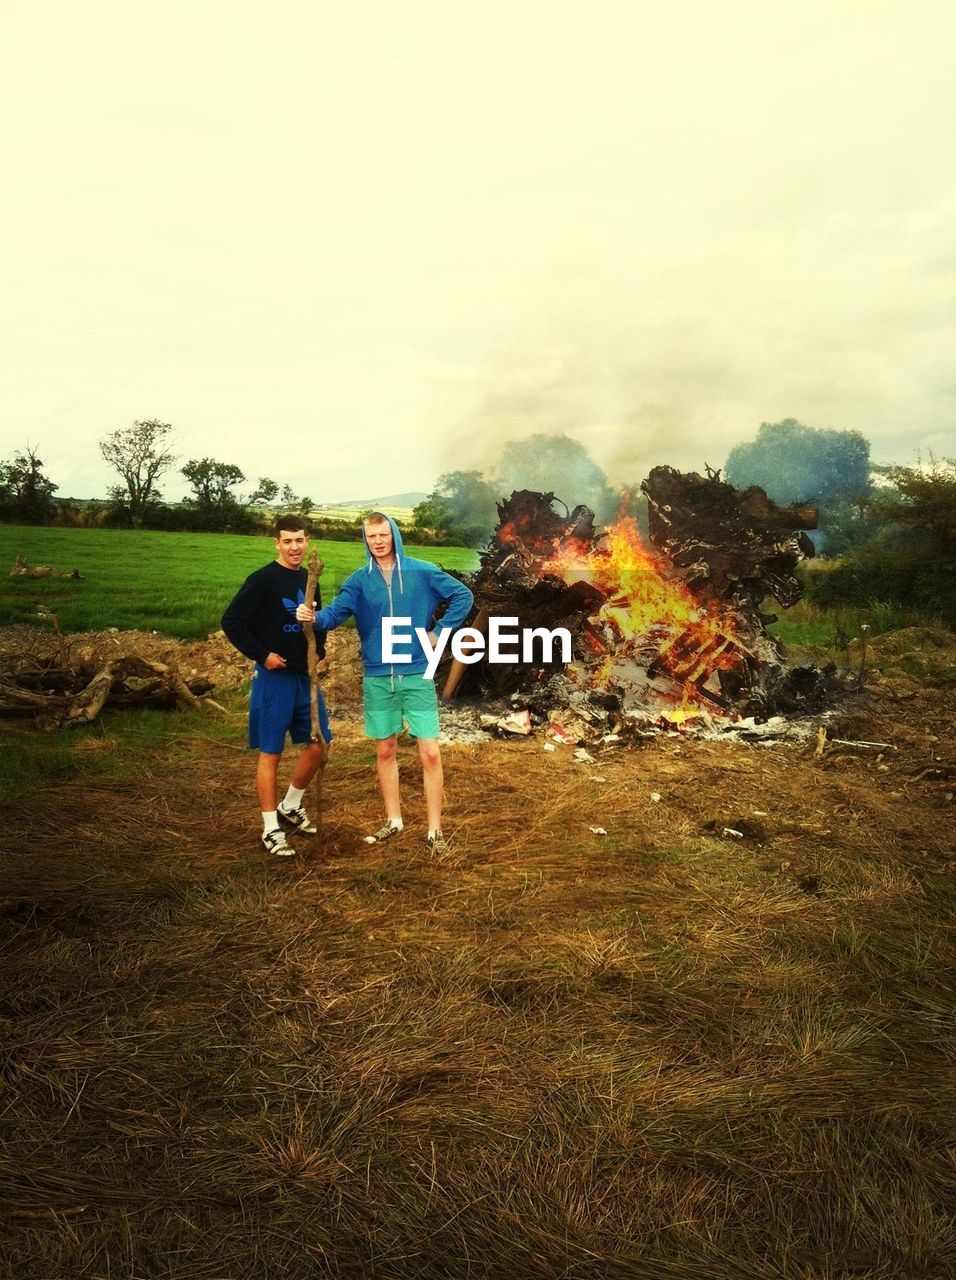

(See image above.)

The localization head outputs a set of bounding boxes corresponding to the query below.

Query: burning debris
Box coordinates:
[439,468,849,736]
[641,465,818,625]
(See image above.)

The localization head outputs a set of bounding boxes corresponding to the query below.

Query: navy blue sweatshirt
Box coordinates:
[221,561,326,674]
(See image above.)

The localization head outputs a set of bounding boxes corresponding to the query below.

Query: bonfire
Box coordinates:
[440,466,846,732]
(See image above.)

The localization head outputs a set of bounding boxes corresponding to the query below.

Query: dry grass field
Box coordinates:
[1,630,954,1278]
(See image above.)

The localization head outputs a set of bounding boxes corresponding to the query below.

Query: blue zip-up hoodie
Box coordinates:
[313,515,474,677]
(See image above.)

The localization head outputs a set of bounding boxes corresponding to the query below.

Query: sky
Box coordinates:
[2,0,954,504]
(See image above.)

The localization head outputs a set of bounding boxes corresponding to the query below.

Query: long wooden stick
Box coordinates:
[441,607,489,700]
[303,550,325,837]
[303,550,323,741]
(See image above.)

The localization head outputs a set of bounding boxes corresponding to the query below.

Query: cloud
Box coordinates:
[1,2,955,497]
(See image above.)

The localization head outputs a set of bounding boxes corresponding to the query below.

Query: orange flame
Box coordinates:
[541,513,730,640]
[537,512,745,720]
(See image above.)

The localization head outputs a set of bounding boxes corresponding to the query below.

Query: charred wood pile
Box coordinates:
[439,470,848,734]
[0,647,221,729]
[641,466,818,627]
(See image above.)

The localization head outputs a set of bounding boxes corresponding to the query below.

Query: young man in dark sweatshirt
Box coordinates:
[221,515,331,856]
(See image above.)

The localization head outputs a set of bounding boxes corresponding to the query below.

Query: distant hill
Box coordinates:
[333,492,429,509]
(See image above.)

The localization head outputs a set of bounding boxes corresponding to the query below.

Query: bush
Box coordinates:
[812,498,880,556]
[145,503,265,534]
[805,459,955,626]
[804,537,955,625]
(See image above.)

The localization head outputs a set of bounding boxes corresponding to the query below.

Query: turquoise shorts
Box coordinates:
[363,673,440,740]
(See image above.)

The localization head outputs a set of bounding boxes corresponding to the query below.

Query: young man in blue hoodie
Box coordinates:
[297,512,473,853]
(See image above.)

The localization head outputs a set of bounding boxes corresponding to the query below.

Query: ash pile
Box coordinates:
[438,467,851,741]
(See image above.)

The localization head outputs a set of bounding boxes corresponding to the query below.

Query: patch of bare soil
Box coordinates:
[0,631,953,1277]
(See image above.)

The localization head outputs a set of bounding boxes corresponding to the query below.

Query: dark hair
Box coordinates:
[274,514,309,536]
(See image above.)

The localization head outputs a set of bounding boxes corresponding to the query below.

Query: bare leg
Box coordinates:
[417,738,444,831]
[375,735,401,821]
[291,741,329,789]
[256,751,281,812]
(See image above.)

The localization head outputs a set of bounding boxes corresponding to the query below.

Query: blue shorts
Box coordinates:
[249,665,333,754]
[363,673,440,740]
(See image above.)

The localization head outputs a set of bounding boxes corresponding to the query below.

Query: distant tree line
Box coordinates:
[92,418,318,533]
[4,416,953,620]
[0,419,455,544]
[0,420,321,534]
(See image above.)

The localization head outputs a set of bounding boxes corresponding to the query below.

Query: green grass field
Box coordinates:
[3,526,949,652]
[0,527,478,639]
[766,597,945,648]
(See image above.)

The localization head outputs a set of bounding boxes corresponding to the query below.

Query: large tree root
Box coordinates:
[0,652,224,729]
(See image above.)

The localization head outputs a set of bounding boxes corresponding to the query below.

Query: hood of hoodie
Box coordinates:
[362,514,405,592]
